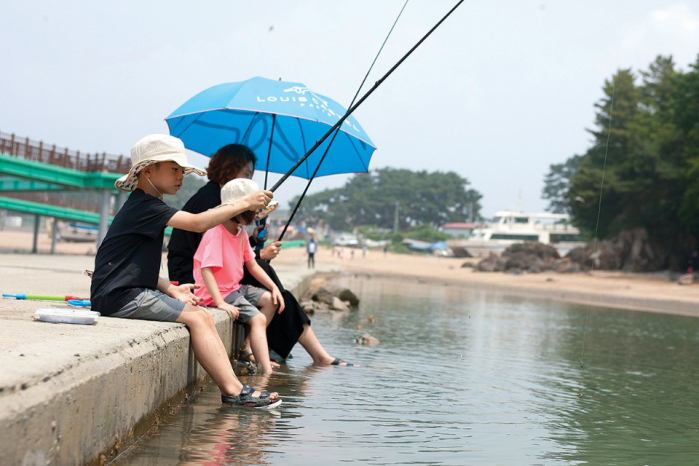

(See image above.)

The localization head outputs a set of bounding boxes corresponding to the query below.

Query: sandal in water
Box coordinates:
[330,358,355,367]
[221,384,282,409]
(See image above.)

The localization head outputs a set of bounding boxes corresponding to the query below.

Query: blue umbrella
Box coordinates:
[166,77,376,180]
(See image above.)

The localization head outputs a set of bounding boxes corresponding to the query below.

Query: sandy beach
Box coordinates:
[1,228,698,317]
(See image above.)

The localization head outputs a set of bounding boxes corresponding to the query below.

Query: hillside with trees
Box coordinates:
[543,55,699,268]
[289,168,482,232]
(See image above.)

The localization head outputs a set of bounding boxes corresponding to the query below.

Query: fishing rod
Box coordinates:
[276,0,411,241]
[270,0,465,193]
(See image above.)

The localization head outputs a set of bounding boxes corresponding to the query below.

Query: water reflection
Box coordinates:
[115,275,699,465]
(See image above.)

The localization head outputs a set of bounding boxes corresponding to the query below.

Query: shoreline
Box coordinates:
[280,246,699,318]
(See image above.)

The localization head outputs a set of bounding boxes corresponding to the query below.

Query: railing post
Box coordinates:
[32,214,40,253]
[10,133,15,156]
[97,188,111,247]
[50,144,56,164]
[50,217,59,254]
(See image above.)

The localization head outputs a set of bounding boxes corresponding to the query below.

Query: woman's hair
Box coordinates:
[207,144,257,184]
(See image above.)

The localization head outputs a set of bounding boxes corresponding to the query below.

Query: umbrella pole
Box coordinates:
[277,0,410,241]
[270,0,464,193]
[257,115,277,251]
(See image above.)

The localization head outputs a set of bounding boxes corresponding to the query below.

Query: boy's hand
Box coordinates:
[272,287,285,314]
[244,190,273,210]
[218,302,240,320]
[260,241,282,261]
[170,283,202,306]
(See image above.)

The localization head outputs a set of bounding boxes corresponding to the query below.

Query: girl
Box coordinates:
[193,178,285,374]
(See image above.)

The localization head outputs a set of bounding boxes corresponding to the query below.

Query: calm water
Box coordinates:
[114,275,699,465]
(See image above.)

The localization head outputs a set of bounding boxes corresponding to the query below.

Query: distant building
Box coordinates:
[441,222,478,237]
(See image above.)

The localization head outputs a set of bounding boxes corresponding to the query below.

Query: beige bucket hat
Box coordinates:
[115,134,207,192]
[220,178,260,205]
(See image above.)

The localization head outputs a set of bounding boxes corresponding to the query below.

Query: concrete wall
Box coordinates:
[0,313,239,466]
[0,265,317,466]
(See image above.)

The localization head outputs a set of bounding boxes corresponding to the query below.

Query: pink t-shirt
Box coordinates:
[193,224,256,306]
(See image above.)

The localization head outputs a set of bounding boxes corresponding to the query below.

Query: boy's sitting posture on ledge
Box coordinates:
[90,134,280,408]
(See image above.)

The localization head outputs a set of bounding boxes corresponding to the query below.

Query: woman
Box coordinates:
[167,144,353,367]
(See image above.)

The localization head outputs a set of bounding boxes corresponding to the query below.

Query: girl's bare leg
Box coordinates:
[247,313,273,374]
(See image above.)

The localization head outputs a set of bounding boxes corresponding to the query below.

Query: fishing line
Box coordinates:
[270,0,465,193]
[578,77,615,396]
[277,0,410,241]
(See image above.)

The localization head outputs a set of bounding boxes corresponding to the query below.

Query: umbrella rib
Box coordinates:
[240,111,260,143]
[344,131,370,173]
[295,118,310,179]
[166,111,207,140]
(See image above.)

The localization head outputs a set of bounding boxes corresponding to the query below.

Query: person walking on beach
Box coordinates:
[194,178,285,375]
[307,233,318,269]
[90,134,280,408]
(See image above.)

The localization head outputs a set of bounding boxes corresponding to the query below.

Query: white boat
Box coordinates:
[450,211,584,256]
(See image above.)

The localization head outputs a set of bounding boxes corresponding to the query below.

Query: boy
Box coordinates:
[194,178,285,375]
[90,134,280,408]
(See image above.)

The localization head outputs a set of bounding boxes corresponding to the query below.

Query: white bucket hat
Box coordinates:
[115,134,207,192]
[221,178,260,205]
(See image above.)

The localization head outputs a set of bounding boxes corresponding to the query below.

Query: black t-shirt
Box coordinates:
[90,189,179,315]
[167,181,221,285]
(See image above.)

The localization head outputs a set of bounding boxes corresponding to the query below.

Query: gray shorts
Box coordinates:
[111,289,185,322]
[224,285,266,323]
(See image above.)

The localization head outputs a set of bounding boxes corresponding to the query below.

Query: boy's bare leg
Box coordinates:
[176,304,277,400]
[247,313,273,374]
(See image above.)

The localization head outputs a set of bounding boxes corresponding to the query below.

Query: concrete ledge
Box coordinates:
[0,254,323,466]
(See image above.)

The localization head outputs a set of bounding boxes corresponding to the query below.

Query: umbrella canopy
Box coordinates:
[166,77,376,180]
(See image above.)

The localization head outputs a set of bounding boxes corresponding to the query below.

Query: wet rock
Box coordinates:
[299,300,318,315]
[554,257,583,274]
[566,228,667,272]
[312,289,335,306]
[331,297,351,312]
[337,288,360,307]
[355,333,380,346]
[450,245,472,258]
[475,252,506,272]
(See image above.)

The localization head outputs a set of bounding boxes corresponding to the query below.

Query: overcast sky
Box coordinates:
[2,1,698,217]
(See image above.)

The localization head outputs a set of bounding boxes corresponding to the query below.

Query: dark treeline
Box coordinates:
[289,167,482,232]
[543,55,699,267]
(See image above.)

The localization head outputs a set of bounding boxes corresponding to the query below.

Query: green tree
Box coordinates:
[290,168,482,231]
[548,54,699,266]
[542,155,582,214]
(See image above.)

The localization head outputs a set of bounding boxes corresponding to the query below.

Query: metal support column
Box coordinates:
[32,214,40,253]
[115,190,128,214]
[97,188,111,246]
[50,217,59,254]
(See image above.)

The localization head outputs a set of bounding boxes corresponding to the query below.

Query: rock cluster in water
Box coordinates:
[300,277,360,314]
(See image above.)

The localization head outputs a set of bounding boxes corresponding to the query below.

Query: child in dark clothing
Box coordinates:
[90,134,280,408]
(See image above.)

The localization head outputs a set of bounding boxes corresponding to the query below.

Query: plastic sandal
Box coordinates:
[221,384,282,409]
[238,348,254,362]
[330,358,354,367]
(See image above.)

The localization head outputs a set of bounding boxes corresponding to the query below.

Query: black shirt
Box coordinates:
[91,189,179,315]
[167,181,221,285]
